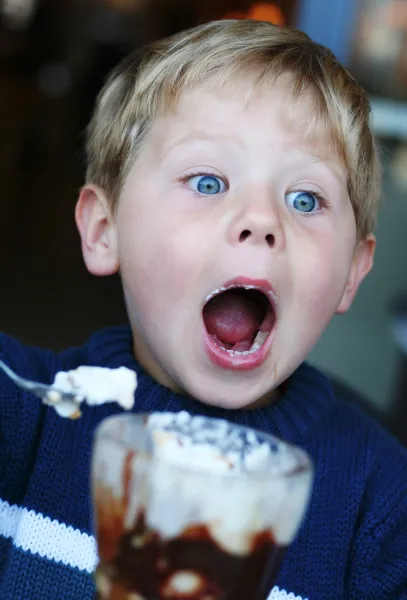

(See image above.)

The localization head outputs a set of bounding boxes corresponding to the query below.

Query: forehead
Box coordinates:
[149,74,343,170]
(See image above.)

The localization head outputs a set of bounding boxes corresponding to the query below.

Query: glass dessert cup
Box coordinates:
[92,412,313,600]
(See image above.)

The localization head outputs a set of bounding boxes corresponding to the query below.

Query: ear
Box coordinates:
[336,234,376,314]
[75,184,119,276]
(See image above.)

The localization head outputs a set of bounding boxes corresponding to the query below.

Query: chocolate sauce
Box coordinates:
[94,452,286,600]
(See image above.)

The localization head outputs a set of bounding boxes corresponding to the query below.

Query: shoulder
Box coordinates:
[57,324,134,369]
[329,374,391,429]
[297,363,407,502]
[300,367,407,597]
[0,324,132,424]
[338,405,407,597]
[329,375,404,459]
[324,373,407,556]
[321,369,407,473]
[0,323,134,377]
[298,362,396,444]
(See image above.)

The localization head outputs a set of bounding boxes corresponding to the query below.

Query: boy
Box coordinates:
[1,18,407,600]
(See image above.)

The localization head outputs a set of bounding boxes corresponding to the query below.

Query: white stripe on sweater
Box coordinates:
[0,499,307,599]
[0,499,98,572]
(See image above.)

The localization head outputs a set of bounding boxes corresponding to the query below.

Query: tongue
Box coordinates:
[203,290,265,345]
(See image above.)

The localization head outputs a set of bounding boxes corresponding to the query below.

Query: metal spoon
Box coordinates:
[0,359,82,418]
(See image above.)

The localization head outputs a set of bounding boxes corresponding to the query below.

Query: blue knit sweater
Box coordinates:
[1,325,407,600]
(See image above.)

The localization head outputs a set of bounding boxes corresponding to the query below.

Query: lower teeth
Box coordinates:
[226,331,269,356]
[254,330,269,345]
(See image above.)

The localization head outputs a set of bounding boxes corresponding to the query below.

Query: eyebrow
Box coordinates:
[162,130,347,185]
[300,155,347,186]
[164,131,242,155]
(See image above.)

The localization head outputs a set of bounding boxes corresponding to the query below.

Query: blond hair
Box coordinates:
[86,19,381,238]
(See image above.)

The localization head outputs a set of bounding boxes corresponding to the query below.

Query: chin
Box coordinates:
[182,376,271,411]
[198,395,254,411]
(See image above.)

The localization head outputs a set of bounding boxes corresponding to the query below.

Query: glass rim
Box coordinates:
[94,412,313,483]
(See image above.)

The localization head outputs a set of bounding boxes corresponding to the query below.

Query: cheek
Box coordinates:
[117,205,207,315]
[291,232,354,315]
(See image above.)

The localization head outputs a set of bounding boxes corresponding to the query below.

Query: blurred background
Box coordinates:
[0,0,407,442]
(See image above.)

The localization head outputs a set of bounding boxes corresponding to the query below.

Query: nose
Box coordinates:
[227,186,284,250]
[238,227,276,248]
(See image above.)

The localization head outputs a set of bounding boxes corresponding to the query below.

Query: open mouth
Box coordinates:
[202,280,276,370]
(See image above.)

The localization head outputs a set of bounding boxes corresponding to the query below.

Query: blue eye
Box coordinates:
[285,190,321,213]
[187,174,227,195]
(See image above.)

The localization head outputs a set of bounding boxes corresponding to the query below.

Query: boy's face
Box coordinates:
[78,77,375,409]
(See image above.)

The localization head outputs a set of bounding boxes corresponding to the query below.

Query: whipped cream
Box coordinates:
[144,412,310,548]
[148,411,303,474]
[95,412,312,551]
[51,366,137,418]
